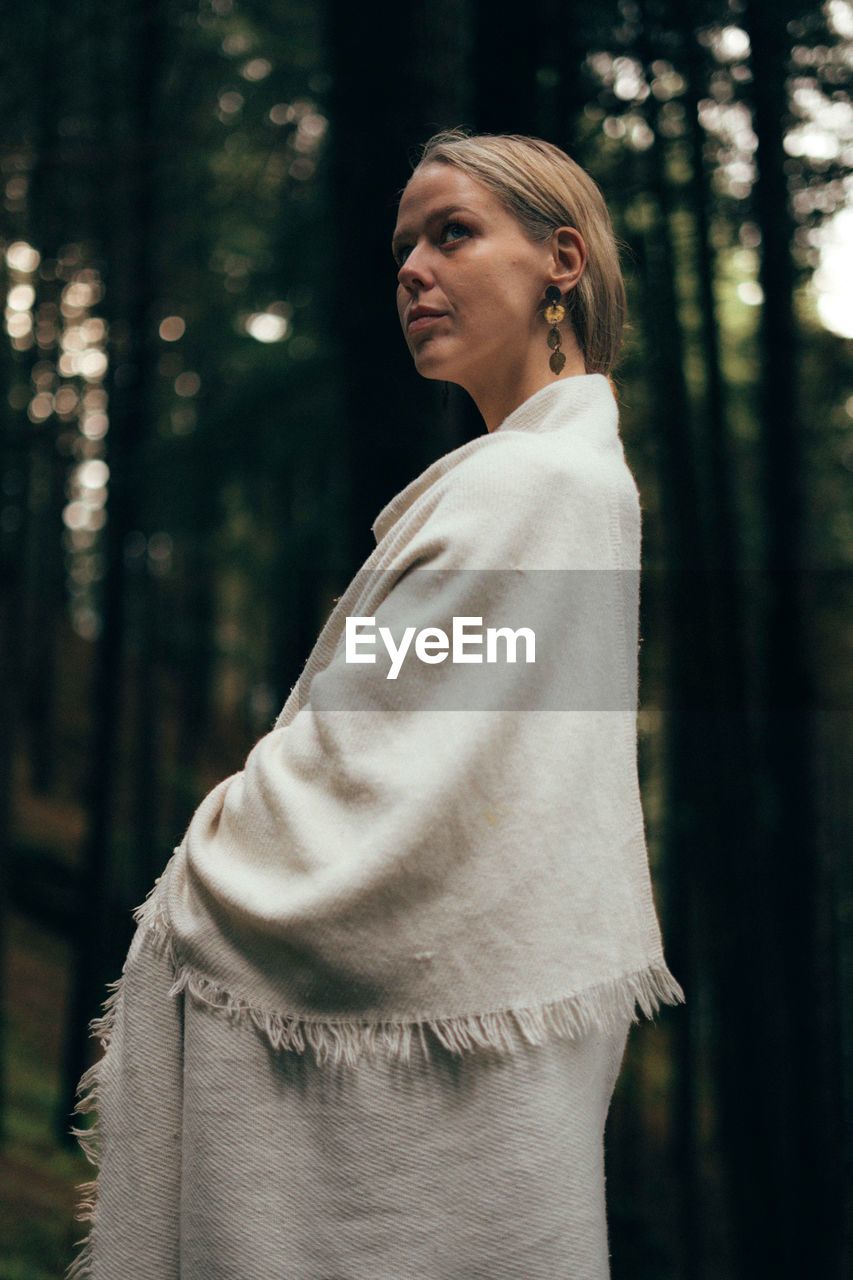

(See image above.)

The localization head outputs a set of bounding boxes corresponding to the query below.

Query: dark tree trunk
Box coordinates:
[170,528,218,837]
[741,1,844,1275]
[18,0,66,803]
[469,0,540,134]
[0,345,33,1148]
[321,0,471,580]
[0,0,68,1144]
[631,4,715,1275]
[668,5,774,1279]
[58,0,165,1148]
[24,438,66,795]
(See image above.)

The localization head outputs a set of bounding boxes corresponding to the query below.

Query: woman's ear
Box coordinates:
[550,226,586,293]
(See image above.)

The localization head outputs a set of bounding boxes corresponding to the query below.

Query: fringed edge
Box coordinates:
[65,975,124,1279]
[165,945,684,1070]
[130,874,686,1069]
[65,871,172,1280]
[65,869,685,1270]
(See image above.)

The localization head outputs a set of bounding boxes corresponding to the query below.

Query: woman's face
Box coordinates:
[392,163,560,395]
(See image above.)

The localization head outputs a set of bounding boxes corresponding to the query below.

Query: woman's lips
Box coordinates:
[408,313,447,333]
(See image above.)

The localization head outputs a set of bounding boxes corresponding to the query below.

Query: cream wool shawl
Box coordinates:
[73,367,683,1105]
[125,372,681,1065]
[68,372,685,1277]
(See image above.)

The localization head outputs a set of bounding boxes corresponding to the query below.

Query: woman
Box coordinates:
[67,129,684,1280]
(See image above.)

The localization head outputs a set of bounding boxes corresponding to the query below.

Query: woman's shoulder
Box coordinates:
[410,430,626,572]
[442,426,605,501]
[437,424,628,528]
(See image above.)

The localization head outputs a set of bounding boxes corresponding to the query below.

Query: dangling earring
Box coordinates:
[543,285,566,375]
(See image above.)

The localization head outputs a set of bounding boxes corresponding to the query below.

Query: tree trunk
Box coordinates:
[632,5,714,1274]
[741,1,844,1274]
[321,0,471,579]
[0,0,67,1145]
[58,0,165,1148]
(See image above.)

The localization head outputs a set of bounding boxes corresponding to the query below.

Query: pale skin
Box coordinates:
[392,162,588,433]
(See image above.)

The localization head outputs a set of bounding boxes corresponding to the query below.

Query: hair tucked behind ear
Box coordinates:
[410,128,628,380]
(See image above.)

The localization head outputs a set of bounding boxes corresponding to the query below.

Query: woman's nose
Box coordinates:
[397,246,432,291]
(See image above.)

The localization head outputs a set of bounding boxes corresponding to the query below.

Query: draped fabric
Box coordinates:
[144,372,683,1063]
[69,919,633,1280]
[67,372,684,1279]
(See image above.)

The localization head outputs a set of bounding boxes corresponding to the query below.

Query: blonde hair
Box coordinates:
[410,128,628,382]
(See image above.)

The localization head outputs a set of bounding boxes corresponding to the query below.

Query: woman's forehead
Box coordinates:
[394,166,499,237]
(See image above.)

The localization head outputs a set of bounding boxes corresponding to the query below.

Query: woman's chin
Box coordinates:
[410,344,457,381]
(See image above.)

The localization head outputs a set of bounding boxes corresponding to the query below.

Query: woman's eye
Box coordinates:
[394,222,470,267]
[440,221,470,246]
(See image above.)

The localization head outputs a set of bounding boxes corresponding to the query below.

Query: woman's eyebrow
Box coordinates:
[391,204,478,255]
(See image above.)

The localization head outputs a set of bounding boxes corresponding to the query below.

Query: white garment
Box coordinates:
[67,372,682,1279]
[154,372,684,1064]
[73,920,631,1280]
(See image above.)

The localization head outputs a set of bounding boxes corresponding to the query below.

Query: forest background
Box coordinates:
[0,1,850,1277]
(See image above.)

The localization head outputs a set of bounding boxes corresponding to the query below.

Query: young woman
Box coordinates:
[68,129,684,1280]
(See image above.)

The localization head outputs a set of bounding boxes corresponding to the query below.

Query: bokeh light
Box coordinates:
[245,311,290,342]
[159,315,186,341]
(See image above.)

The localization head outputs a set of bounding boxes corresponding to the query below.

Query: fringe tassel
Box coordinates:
[129,874,686,1070]
[66,872,685,1272]
[65,975,124,1278]
[65,872,171,1279]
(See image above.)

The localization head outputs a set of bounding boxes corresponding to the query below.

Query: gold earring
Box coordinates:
[543,285,566,374]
